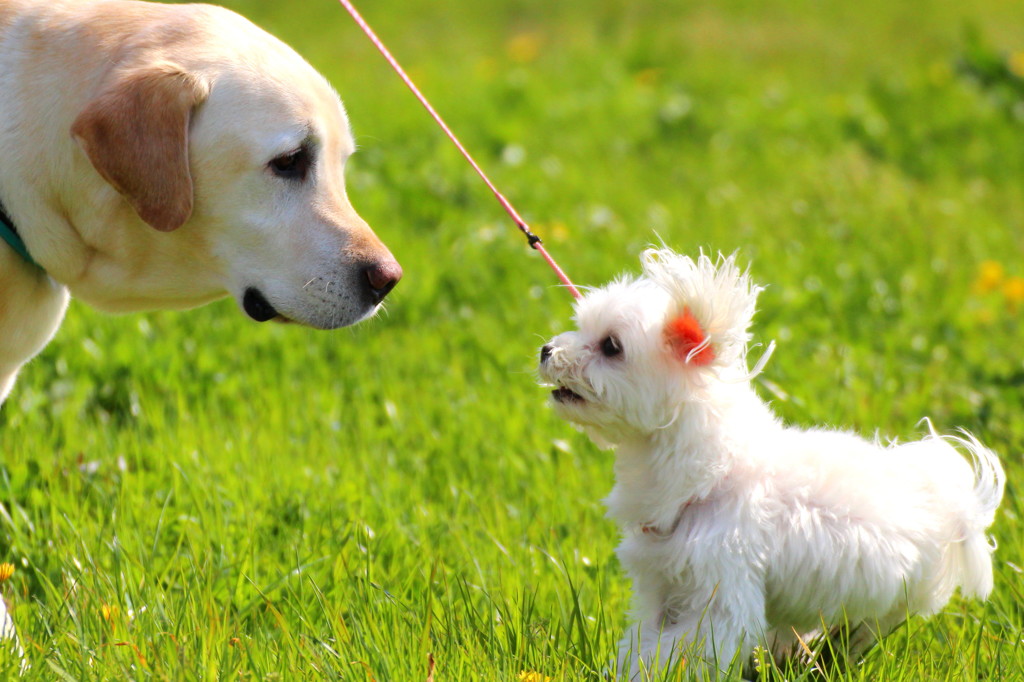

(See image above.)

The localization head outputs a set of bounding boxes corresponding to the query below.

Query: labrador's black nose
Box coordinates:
[364,260,402,304]
[540,344,553,363]
[243,287,278,322]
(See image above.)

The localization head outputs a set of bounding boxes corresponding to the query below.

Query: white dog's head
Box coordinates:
[538,249,763,446]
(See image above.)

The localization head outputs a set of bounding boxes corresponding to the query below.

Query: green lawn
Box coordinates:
[1,0,1023,679]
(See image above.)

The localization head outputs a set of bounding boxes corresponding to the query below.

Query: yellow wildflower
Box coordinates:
[101,604,119,622]
[506,32,542,63]
[634,67,662,86]
[1003,276,1024,305]
[1008,51,1024,79]
[536,221,569,243]
[973,260,1005,294]
[0,563,14,583]
[518,672,551,682]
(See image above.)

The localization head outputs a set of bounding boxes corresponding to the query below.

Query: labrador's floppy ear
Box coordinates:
[71,62,210,232]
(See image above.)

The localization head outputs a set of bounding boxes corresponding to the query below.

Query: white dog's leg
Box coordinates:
[617,621,695,681]
[843,610,907,661]
[664,618,757,680]
[618,588,765,680]
[0,253,69,406]
[615,622,646,680]
[0,598,21,659]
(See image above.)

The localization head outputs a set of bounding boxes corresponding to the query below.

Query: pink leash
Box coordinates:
[335,0,582,301]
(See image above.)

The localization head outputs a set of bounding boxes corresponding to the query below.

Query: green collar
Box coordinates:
[0,205,40,269]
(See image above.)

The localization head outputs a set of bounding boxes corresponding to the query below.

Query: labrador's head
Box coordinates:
[70,5,400,329]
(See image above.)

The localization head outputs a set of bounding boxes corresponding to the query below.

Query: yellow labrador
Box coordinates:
[0,0,402,404]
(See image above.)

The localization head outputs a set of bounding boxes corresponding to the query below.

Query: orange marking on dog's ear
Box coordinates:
[665,308,715,365]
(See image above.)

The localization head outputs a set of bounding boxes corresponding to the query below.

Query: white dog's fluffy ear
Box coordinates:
[642,249,762,370]
[664,307,716,366]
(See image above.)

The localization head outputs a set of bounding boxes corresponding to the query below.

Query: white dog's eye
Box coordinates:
[269,145,312,181]
[600,335,623,358]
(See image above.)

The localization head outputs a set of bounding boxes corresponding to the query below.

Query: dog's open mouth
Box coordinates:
[552,386,585,404]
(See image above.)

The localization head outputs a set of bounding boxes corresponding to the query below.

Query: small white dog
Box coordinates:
[538,249,1004,679]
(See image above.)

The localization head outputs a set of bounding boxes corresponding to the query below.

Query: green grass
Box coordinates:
[1,0,1023,679]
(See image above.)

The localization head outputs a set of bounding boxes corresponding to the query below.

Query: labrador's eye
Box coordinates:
[600,335,623,358]
[269,146,311,181]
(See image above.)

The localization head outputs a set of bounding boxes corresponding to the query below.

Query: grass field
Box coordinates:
[2,0,1023,679]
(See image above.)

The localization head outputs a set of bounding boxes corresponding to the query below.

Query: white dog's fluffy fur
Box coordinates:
[538,249,1004,679]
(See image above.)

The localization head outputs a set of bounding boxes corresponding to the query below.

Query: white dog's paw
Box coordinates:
[0,597,25,672]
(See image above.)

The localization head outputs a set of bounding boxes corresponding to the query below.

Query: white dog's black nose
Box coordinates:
[364,260,402,304]
[540,344,553,363]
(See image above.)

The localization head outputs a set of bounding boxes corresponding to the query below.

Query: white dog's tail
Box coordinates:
[941,430,1005,600]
